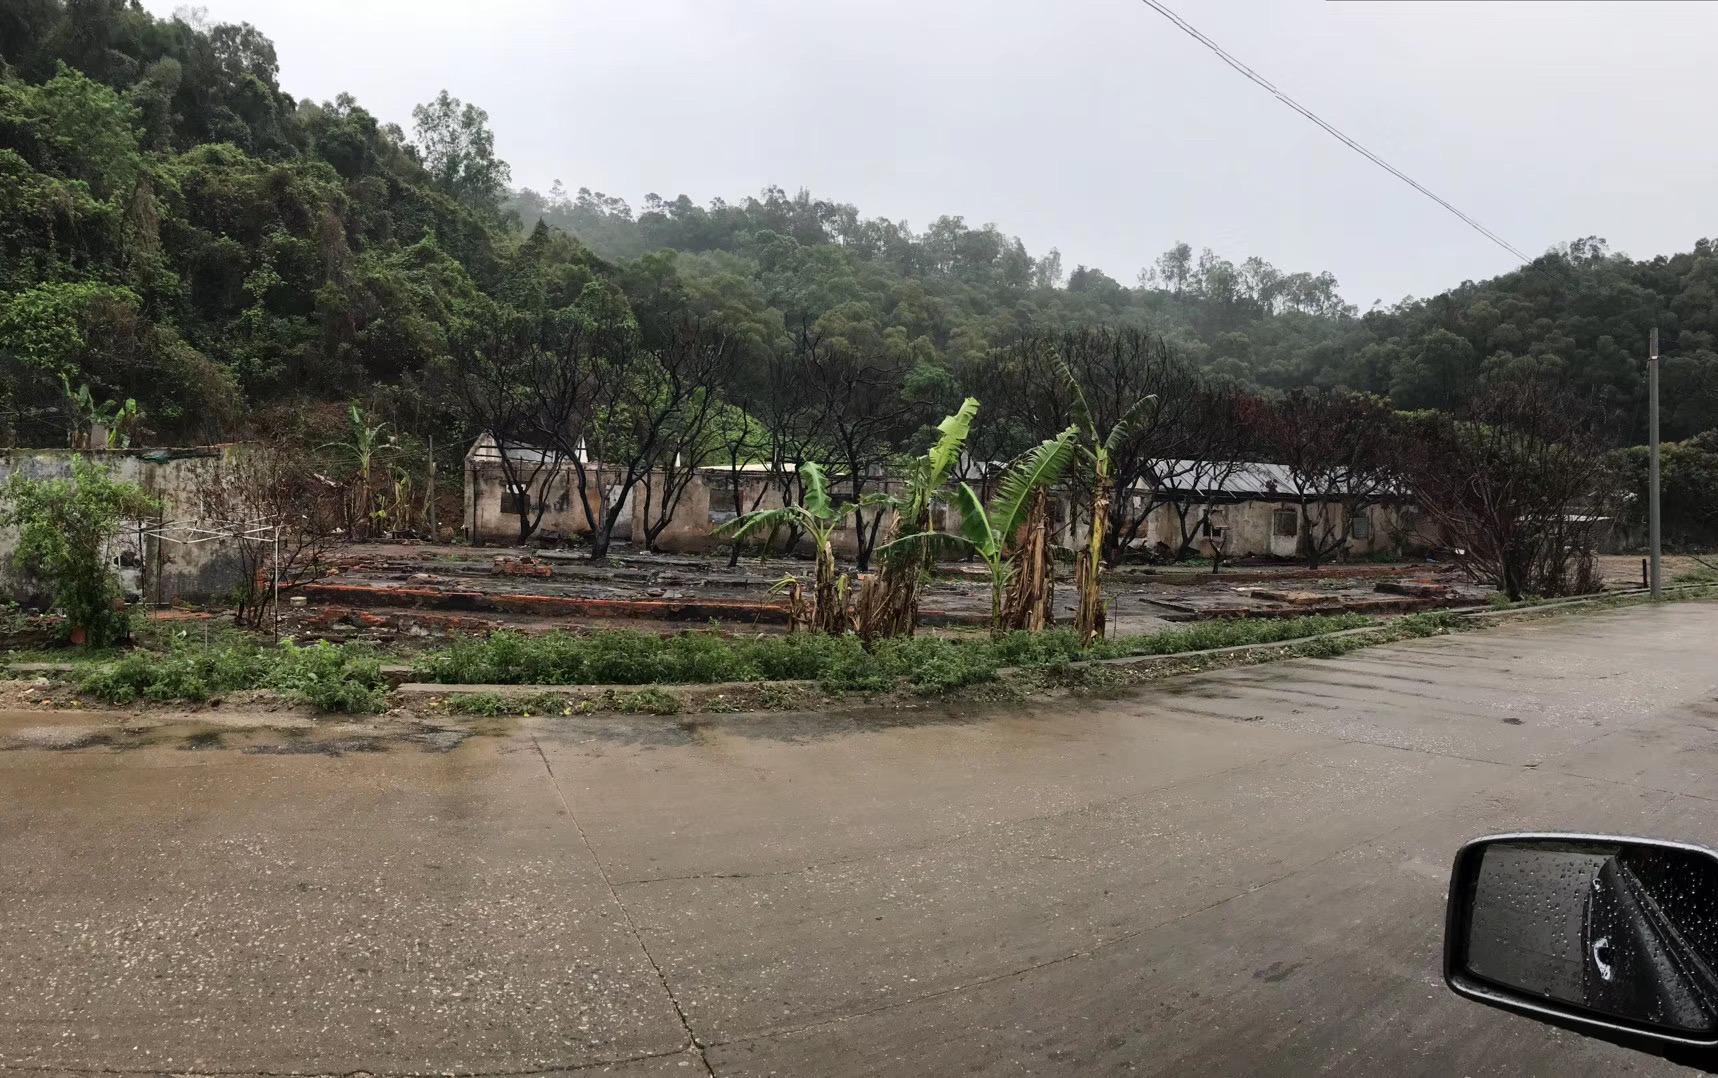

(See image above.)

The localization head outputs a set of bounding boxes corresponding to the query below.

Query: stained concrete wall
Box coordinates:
[464,456,905,558]
[1120,497,1423,560]
[631,469,903,559]
[0,446,245,604]
[463,454,610,545]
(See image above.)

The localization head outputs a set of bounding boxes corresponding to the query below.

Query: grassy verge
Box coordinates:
[410,615,1378,696]
[77,638,388,713]
[16,582,1710,716]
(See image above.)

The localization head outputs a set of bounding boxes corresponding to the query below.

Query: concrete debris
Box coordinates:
[253,542,1492,646]
[491,555,553,578]
[1374,580,1455,599]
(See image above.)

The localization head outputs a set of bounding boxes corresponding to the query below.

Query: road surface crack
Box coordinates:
[531,734,716,1077]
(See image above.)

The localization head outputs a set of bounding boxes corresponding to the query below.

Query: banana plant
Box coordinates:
[718,462,882,634]
[1060,358,1156,645]
[854,397,979,641]
[880,426,1078,636]
[104,398,140,448]
[319,403,395,539]
[60,375,142,449]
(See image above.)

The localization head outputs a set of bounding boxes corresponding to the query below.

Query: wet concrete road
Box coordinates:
[5,602,1718,1076]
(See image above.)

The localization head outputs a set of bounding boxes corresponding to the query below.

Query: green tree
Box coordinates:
[411,90,511,215]
[1390,328,1476,411]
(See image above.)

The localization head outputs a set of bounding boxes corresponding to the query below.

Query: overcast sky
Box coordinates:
[143,0,1718,307]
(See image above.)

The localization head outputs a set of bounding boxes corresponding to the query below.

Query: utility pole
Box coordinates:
[1649,327,1662,599]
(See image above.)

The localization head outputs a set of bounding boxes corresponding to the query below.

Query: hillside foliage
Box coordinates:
[3,0,1714,467]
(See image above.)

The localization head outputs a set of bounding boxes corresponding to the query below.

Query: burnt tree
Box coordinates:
[798,331,911,571]
[448,316,564,545]
[1404,379,1611,600]
[194,443,338,628]
[1256,389,1399,567]
[1157,382,1261,561]
[635,324,738,552]
[529,314,730,560]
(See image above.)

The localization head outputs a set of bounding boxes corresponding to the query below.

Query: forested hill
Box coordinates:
[514,187,1718,444]
[2,0,1715,453]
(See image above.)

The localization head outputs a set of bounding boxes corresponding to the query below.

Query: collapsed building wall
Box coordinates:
[462,437,1430,561]
[465,437,909,556]
[0,446,246,604]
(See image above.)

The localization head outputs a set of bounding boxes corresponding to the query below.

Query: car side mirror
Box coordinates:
[1445,833,1718,1047]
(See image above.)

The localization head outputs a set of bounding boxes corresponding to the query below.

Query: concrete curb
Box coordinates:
[1459,581,1718,619]
[396,677,817,702]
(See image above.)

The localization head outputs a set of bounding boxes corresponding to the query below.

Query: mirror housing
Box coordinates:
[1445,832,1718,1048]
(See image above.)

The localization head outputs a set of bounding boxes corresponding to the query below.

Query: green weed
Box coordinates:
[613,687,682,715]
[445,692,511,717]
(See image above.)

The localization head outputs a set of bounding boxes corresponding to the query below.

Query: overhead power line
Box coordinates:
[1135,0,1532,265]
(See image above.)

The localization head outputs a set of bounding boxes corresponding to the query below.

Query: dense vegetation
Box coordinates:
[4,0,1716,464]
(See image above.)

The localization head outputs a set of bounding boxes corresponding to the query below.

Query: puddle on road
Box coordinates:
[0,708,499,755]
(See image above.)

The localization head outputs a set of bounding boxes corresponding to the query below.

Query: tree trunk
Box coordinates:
[1002,487,1054,632]
[854,561,919,642]
[726,476,744,568]
[1074,466,1112,646]
[854,510,923,643]
[813,541,844,635]
[782,578,814,633]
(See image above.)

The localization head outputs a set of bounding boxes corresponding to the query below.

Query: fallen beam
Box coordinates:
[295,581,798,625]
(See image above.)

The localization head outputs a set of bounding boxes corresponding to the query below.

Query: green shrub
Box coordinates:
[1103,613,1371,659]
[986,629,1087,668]
[860,637,995,692]
[262,640,387,714]
[81,637,386,713]
[412,629,869,688]
[0,458,161,646]
[80,641,259,703]
[406,615,1383,697]
[748,633,867,681]
[1288,635,1356,659]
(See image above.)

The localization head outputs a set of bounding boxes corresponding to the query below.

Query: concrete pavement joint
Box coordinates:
[1543,766,1718,805]
[528,734,717,1078]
